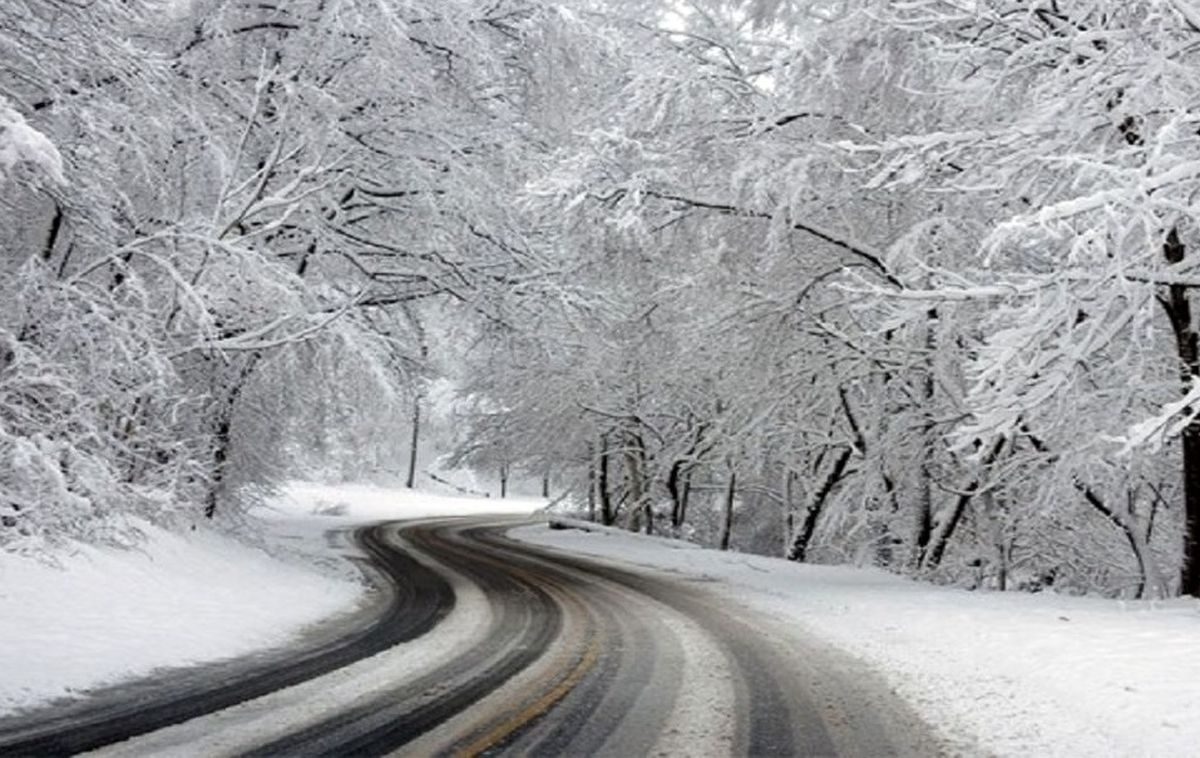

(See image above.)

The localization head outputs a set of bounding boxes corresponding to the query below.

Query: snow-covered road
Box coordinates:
[0,515,939,756]
[3,484,1198,756]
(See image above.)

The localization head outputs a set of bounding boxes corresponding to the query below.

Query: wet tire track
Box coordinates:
[0,525,453,756]
[0,517,940,758]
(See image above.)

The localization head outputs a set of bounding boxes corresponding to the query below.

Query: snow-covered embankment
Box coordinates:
[514,520,1200,758]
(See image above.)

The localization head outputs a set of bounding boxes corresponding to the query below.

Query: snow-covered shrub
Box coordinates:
[0,260,194,553]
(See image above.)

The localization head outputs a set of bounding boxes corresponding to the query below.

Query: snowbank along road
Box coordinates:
[0,516,943,756]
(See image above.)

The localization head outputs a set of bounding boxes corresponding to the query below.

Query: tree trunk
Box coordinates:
[405,394,420,489]
[667,425,705,528]
[667,459,685,527]
[720,468,736,551]
[586,442,597,522]
[1128,518,1164,599]
[679,475,691,527]
[782,468,798,558]
[598,436,614,525]
[912,310,937,568]
[1078,485,1161,599]
[923,438,1007,570]
[499,464,508,499]
[204,354,260,519]
[1022,426,1167,597]
[624,429,650,534]
[402,303,427,491]
[541,474,550,499]
[922,491,969,571]
[1180,425,1200,596]
[205,411,233,519]
[667,462,695,529]
[788,446,851,562]
[875,471,903,568]
[997,539,1011,592]
[1160,228,1200,597]
[42,202,63,263]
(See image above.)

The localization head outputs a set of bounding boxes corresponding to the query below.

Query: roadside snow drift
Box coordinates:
[515,520,1200,758]
[0,523,359,716]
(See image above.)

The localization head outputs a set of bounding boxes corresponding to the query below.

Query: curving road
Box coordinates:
[0,517,942,757]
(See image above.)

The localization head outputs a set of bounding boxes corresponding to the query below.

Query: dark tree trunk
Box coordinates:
[913,477,933,567]
[598,436,614,525]
[587,442,597,522]
[788,498,823,563]
[788,446,851,562]
[205,412,233,519]
[499,464,508,499]
[624,430,650,534]
[1078,486,1154,599]
[541,475,549,499]
[55,242,76,279]
[679,476,691,526]
[403,305,427,490]
[875,471,902,567]
[42,203,63,263]
[923,437,1007,570]
[667,461,695,529]
[923,492,970,570]
[913,310,937,568]
[782,468,798,557]
[1023,427,1163,598]
[405,394,420,489]
[667,425,705,528]
[996,534,1011,592]
[1180,426,1200,596]
[667,459,685,527]
[719,469,736,551]
[1145,485,1163,547]
[1160,228,1200,597]
[204,354,260,519]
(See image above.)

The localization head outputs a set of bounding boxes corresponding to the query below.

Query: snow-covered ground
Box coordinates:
[7,480,1198,757]
[0,482,537,717]
[262,481,541,525]
[514,520,1200,758]
[0,522,358,716]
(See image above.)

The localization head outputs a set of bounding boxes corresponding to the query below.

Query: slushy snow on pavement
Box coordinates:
[514,519,1200,758]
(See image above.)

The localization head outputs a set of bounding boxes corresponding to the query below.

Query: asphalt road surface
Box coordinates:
[0,517,943,757]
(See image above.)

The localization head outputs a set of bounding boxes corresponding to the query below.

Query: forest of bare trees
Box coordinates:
[5,0,1200,598]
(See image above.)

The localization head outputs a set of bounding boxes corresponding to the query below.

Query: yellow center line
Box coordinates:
[453,586,602,758]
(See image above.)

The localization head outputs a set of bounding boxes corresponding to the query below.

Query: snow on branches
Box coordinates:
[0,98,65,187]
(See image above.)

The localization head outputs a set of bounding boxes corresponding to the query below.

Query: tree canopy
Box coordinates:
[5,0,1200,598]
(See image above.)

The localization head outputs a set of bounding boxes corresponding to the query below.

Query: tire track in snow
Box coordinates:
[4,516,940,757]
[0,524,453,756]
